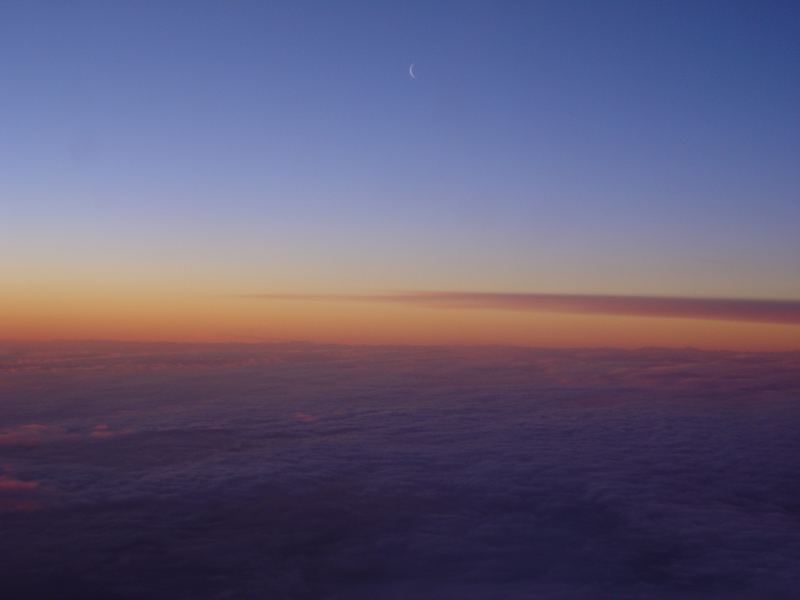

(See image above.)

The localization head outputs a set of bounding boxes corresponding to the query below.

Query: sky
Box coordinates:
[2,0,799,348]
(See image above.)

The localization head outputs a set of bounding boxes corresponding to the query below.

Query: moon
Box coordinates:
[408,63,416,80]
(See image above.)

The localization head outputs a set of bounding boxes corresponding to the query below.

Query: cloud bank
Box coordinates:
[1,341,799,598]
[245,291,800,325]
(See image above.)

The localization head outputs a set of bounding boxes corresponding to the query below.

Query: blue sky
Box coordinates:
[2,0,799,299]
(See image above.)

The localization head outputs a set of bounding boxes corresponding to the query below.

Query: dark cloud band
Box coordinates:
[242,291,800,325]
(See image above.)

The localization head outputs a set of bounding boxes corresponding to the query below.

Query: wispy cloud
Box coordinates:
[0,424,64,446]
[0,474,39,492]
[0,468,44,513]
[0,423,127,446]
[241,291,800,325]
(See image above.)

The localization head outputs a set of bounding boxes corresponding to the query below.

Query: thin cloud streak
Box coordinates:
[242,292,800,325]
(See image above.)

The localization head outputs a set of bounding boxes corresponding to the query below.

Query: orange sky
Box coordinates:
[3,283,798,350]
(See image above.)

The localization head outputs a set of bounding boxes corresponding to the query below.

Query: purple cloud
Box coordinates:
[243,291,800,324]
[1,341,799,598]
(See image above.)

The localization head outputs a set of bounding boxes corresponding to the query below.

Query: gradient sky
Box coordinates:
[2,1,799,347]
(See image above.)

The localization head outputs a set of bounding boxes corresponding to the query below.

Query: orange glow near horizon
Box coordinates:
[2,284,798,350]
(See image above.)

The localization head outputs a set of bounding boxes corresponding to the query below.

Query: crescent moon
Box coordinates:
[409,63,416,80]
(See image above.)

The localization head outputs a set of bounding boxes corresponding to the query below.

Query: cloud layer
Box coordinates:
[246,291,800,324]
[1,341,799,598]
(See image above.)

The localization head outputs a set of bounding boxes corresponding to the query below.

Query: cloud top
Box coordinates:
[1,341,799,598]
